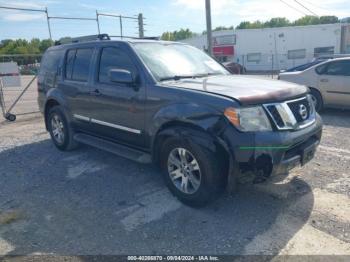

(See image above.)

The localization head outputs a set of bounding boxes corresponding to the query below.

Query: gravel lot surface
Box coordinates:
[0,76,349,257]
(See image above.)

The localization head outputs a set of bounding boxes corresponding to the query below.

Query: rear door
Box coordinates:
[61,47,95,131]
[317,60,350,107]
[88,45,146,148]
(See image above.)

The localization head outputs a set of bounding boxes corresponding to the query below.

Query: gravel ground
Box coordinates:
[0,76,349,257]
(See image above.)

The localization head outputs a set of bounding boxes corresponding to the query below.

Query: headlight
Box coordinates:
[224,106,272,132]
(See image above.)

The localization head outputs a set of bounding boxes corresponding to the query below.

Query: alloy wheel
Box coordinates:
[167,147,202,194]
[51,114,65,144]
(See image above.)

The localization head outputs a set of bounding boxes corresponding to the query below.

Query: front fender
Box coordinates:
[148,103,226,140]
[149,103,231,162]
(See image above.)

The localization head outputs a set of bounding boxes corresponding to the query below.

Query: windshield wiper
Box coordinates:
[159,73,220,82]
[159,75,196,81]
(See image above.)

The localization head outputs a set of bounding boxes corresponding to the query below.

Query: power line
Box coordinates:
[279,0,308,16]
[294,0,318,16]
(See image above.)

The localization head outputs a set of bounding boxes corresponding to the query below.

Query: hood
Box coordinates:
[164,75,308,105]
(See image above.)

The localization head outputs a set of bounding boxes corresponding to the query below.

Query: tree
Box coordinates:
[264,17,290,28]
[319,16,339,24]
[236,21,263,29]
[294,15,320,26]
[161,28,196,41]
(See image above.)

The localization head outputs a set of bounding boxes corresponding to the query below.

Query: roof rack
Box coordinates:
[54,34,161,46]
[55,34,110,45]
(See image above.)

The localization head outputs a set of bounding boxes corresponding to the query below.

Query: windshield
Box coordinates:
[132,42,229,81]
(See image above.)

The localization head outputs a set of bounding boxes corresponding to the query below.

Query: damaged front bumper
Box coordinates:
[222,113,323,182]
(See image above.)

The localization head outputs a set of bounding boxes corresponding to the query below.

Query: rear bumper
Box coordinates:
[222,114,323,178]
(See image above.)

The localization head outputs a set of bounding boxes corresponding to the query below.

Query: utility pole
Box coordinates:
[205,0,212,56]
[138,13,144,38]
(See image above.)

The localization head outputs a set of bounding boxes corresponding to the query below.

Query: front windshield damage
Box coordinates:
[133,43,229,81]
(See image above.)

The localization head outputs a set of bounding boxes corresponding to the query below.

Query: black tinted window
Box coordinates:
[72,49,93,81]
[98,47,136,84]
[40,50,63,73]
[325,60,350,76]
[65,49,76,79]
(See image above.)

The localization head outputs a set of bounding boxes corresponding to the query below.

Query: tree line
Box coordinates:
[0,38,53,65]
[161,15,343,40]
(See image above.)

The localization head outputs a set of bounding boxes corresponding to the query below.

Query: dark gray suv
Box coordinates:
[38,35,322,206]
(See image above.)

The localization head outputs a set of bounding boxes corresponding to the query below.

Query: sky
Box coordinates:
[0,0,349,40]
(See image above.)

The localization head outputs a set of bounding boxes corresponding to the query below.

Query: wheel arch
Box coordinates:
[44,99,60,130]
[152,121,231,186]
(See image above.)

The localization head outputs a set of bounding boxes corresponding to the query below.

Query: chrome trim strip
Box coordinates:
[91,118,141,134]
[73,114,90,122]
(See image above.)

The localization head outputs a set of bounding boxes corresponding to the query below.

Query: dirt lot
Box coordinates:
[0,76,349,257]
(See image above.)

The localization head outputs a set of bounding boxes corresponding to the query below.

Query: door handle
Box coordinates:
[90,89,101,96]
[320,79,329,83]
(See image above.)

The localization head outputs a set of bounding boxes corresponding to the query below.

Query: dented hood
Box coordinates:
[165,75,308,105]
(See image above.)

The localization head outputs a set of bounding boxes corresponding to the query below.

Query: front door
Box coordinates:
[318,60,350,107]
[88,46,146,148]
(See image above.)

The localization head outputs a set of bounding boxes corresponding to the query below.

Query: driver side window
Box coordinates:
[98,47,137,84]
[316,60,350,76]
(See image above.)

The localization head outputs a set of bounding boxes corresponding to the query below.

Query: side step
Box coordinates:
[73,133,152,164]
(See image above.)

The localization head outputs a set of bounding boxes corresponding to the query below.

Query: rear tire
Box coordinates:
[310,88,323,112]
[47,106,79,151]
[160,136,225,207]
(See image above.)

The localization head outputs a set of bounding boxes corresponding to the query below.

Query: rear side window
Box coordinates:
[98,47,137,84]
[65,48,94,82]
[40,50,63,73]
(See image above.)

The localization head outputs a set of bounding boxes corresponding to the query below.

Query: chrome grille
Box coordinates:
[287,98,310,123]
[264,96,315,130]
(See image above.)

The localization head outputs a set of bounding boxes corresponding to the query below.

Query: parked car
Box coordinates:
[279,60,326,73]
[38,34,322,206]
[279,57,350,111]
[223,62,246,74]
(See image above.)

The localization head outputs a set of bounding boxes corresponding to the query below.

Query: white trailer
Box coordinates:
[181,23,350,71]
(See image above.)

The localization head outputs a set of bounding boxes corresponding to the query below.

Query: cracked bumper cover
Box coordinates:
[222,114,323,177]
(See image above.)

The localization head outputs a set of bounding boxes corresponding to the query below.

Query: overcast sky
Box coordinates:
[0,0,349,40]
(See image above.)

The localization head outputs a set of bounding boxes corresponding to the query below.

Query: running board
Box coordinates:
[73,133,152,164]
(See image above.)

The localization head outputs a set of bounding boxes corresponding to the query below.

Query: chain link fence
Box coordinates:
[0,54,42,121]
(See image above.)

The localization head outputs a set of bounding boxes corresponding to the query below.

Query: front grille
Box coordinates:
[287,98,310,123]
[264,96,315,131]
[266,105,285,128]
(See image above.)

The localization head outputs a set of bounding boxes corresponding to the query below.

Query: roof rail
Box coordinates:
[55,34,110,45]
[109,35,160,40]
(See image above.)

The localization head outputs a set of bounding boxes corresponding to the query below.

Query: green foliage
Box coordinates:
[236,15,339,29]
[202,26,234,35]
[0,38,53,55]
[161,28,197,41]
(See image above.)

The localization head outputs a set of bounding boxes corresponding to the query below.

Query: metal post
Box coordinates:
[0,77,6,118]
[96,10,101,34]
[205,0,213,56]
[119,16,123,38]
[138,13,144,38]
[271,54,274,79]
[45,7,52,40]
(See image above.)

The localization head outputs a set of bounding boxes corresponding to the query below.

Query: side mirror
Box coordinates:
[109,69,134,85]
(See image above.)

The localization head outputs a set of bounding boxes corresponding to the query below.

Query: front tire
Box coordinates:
[47,106,78,151]
[310,88,323,112]
[160,136,225,207]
